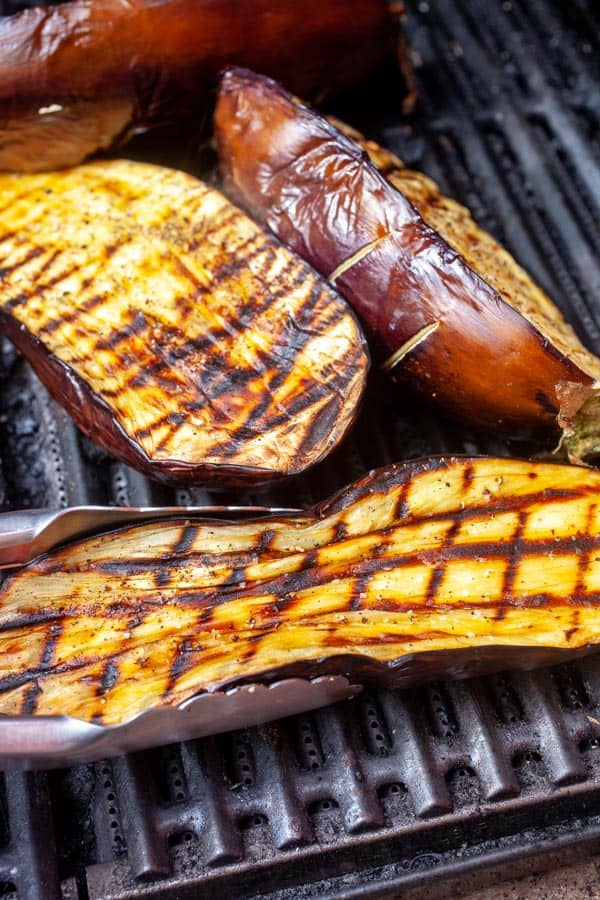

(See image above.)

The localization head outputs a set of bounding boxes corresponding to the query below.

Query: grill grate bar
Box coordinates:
[113,755,171,880]
[180,739,242,865]
[517,671,588,786]
[378,691,452,818]
[312,705,385,833]
[0,773,60,900]
[248,726,312,850]
[450,682,520,802]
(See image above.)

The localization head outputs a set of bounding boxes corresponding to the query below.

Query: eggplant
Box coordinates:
[1,455,600,725]
[0,160,368,486]
[215,69,600,461]
[0,0,395,172]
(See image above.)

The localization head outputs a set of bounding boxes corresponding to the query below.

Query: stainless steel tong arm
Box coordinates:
[0,504,303,569]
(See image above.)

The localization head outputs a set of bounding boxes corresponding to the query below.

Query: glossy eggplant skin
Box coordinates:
[0,0,392,172]
[215,69,599,441]
[1,455,600,725]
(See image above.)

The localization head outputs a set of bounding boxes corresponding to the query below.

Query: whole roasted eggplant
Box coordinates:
[1,456,599,725]
[0,0,394,172]
[215,69,600,461]
[0,160,368,486]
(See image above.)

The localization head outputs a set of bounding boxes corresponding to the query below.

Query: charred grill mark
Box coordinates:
[211,232,279,284]
[565,610,581,642]
[155,569,173,588]
[205,290,348,453]
[174,523,199,556]
[22,680,42,714]
[198,607,214,625]
[39,293,109,335]
[165,249,212,290]
[295,392,342,461]
[0,230,20,251]
[207,232,263,279]
[188,205,241,242]
[0,245,45,279]
[501,510,526,600]
[94,310,148,352]
[41,622,63,670]
[425,565,446,608]
[462,462,475,491]
[103,241,121,260]
[28,248,60,282]
[2,293,27,311]
[349,573,371,611]
[2,668,42,701]
[11,621,69,709]
[573,503,596,601]
[102,258,332,435]
[130,411,182,445]
[0,608,64,632]
[97,659,120,696]
[28,262,84,294]
[257,528,277,552]
[393,480,411,522]
[164,637,197,697]
[0,191,39,217]
[425,521,459,606]
[334,521,347,542]
[238,640,260,663]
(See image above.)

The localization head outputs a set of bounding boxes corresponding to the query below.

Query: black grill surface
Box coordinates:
[1,1,600,897]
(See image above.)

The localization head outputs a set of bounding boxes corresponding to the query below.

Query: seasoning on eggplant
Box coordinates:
[0,160,368,486]
[2,455,600,725]
[215,68,600,461]
[0,0,395,172]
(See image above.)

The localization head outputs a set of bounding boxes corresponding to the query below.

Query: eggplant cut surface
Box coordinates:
[1,456,600,726]
[0,161,368,485]
[215,69,600,457]
[0,0,393,171]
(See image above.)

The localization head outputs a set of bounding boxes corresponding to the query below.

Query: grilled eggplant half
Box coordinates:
[215,69,600,461]
[0,160,368,486]
[1,456,600,726]
[0,0,394,172]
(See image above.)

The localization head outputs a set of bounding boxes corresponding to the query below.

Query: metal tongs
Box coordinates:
[0,504,303,569]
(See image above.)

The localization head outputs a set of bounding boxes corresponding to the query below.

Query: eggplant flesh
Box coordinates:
[0,161,368,486]
[215,69,600,457]
[0,0,393,172]
[1,456,600,726]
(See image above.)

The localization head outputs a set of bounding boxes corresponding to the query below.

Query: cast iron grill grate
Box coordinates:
[0,0,599,897]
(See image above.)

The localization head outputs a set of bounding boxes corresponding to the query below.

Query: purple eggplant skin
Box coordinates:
[0,0,394,171]
[215,68,600,446]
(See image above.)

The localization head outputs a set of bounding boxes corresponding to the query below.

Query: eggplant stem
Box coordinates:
[561,384,600,464]
[329,236,387,282]
[381,321,440,372]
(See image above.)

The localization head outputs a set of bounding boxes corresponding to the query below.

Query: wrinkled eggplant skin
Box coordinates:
[0,0,392,171]
[0,310,273,488]
[215,69,594,438]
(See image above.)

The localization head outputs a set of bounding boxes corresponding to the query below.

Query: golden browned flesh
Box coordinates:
[2,456,600,725]
[215,70,600,457]
[0,161,368,485]
[0,0,393,171]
